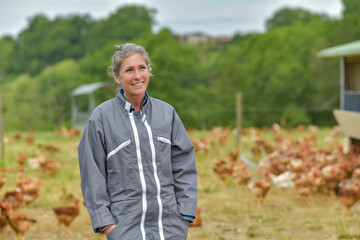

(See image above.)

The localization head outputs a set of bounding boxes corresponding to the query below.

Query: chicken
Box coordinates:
[39,158,64,176]
[295,175,313,204]
[0,202,7,234]
[311,169,326,201]
[53,198,81,234]
[24,137,34,145]
[16,153,27,166]
[322,165,342,198]
[2,189,23,210]
[218,126,231,145]
[290,158,305,178]
[351,168,360,181]
[213,152,234,180]
[37,143,60,153]
[0,167,7,190]
[249,171,272,205]
[336,180,360,215]
[21,178,42,206]
[269,171,295,193]
[189,208,202,227]
[56,125,80,138]
[229,146,241,162]
[232,162,251,188]
[2,201,36,240]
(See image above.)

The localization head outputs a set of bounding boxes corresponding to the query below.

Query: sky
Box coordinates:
[0,0,343,38]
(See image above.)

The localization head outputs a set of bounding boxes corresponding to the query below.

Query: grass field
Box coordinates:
[1,125,360,240]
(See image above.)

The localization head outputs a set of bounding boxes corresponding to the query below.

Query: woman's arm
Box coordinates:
[78,116,116,233]
[170,110,198,218]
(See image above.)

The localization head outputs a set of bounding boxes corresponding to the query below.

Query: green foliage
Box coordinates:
[1,2,360,130]
[84,5,155,54]
[4,60,89,130]
[342,0,360,16]
[265,7,329,30]
[17,14,92,75]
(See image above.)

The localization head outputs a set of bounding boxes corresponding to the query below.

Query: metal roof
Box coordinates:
[317,40,360,58]
[70,81,112,96]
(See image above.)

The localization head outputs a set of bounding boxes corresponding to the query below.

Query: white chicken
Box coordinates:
[270,171,296,192]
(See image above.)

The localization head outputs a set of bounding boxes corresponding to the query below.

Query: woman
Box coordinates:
[78,43,197,240]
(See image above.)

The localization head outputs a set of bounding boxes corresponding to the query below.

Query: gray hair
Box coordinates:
[111,43,152,77]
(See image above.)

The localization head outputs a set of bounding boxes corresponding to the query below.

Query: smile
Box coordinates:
[132,82,143,86]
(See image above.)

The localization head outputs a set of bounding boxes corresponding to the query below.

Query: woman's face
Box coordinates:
[114,53,150,100]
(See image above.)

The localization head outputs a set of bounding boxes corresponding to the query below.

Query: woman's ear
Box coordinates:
[114,74,121,84]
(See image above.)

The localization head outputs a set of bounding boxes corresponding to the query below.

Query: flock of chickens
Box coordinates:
[191,124,360,219]
[0,126,82,240]
[1,124,359,239]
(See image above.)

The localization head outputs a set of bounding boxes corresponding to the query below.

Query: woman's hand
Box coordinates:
[103,224,116,235]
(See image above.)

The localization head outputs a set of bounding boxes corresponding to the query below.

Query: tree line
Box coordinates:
[1,1,360,130]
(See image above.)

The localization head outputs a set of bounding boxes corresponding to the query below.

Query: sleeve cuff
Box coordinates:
[181,215,195,223]
[91,211,116,233]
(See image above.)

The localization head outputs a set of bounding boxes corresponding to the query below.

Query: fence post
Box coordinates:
[0,82,4,159]
[236,92,242,146]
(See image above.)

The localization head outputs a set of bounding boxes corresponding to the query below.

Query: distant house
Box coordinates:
[212,36,232,43]
[178,33,212,45]
[317,40,360,151]
[178,33,232,45]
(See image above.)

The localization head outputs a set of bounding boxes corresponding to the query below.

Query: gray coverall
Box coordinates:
[78,91,197,240]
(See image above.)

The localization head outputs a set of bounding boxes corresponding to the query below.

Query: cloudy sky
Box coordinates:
[0,0,343,37]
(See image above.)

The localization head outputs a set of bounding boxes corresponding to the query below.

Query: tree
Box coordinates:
[265,7,329,31]
[0,36,17,157]
[342,0,360,16]
[84,5,156,53]
[17,14,92,75]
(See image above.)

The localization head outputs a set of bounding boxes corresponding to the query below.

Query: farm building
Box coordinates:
[317,40,360,151]
[70,81,114,129]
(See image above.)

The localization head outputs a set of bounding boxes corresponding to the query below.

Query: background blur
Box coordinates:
[0,0,358,130]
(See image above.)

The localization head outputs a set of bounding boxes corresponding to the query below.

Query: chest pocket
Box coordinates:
[107,139,138,192]
[156,135,173,184]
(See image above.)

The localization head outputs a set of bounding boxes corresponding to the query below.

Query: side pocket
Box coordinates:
[157,136,171,145]
[106,212,135,240]
[107,139,131,160]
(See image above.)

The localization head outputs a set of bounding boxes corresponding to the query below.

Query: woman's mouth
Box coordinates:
[132,82,143,86]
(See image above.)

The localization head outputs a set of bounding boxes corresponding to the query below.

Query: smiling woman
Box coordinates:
[113,52,150,110]
[78,43,198,240]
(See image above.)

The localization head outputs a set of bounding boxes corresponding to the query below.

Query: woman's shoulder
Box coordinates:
[149,97,174,110]
[88,98,117,120]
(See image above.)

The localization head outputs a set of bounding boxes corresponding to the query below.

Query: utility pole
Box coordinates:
[236,92,242,147]
[0,76,4,159]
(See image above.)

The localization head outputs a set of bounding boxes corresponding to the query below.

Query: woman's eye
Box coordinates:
[125,69,133,72]
[140,66,146,70]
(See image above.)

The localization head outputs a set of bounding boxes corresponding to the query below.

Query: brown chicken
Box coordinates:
[295,175,313,204]
[250,171,272,205]
[232,162,251,188]
[229,146,241,162]
[322,165,342,198]
[21,178,42,206]
[0,202,7,234]
[189,208,202,227]
[213,152,234,180]
[16,153,27,166]
[53,198,81,234]
[39,158,64,176]
[3,189,23,210]
[336,180,360,215]
[0,167,7,190]
[311,169,326,201]
[2,201,36,240]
